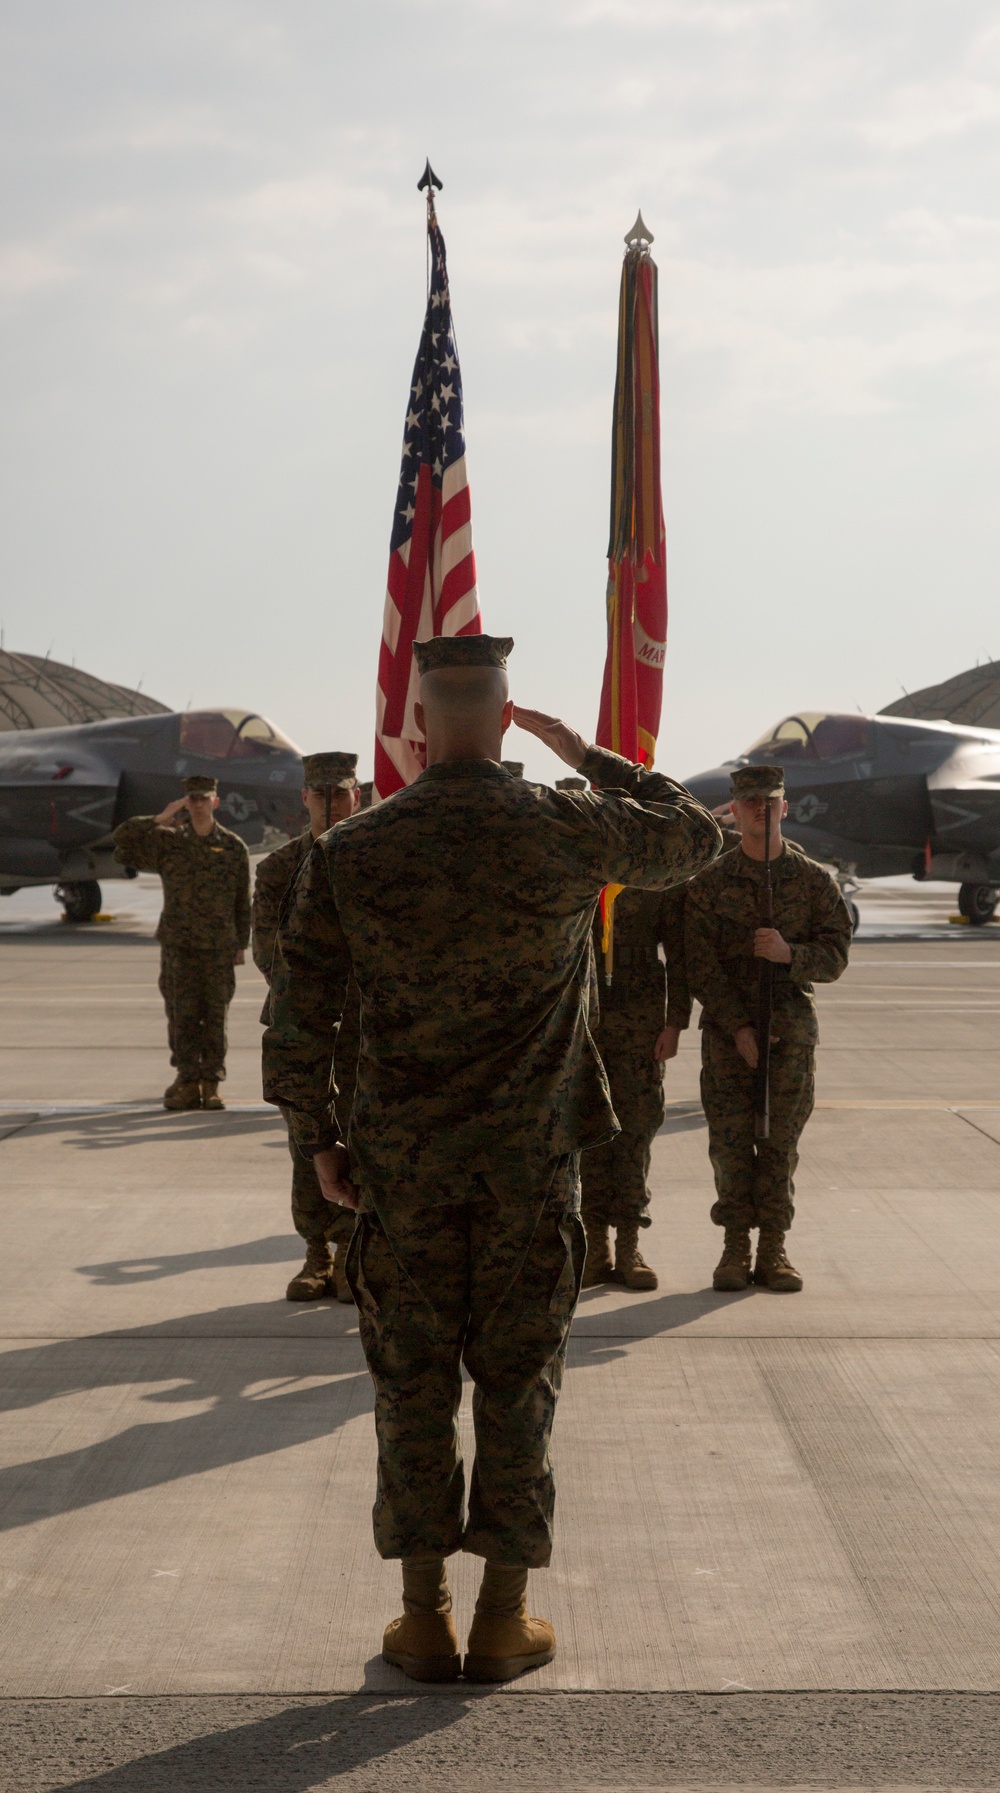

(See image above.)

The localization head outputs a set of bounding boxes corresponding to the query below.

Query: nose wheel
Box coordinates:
[55,880,102,924]
[958,882,1000,926]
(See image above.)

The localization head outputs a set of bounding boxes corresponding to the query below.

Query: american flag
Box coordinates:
[374,191,481,800]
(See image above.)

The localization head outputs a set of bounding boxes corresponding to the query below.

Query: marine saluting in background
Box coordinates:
[114,775,251,1111]
[263,633,722,1686]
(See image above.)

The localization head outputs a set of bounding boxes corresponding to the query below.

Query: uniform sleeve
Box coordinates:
[657,886,692,1029]
[788,873,852,988]
[262,839,352,1154]
[112,817,169,873]
[685,875,754,1038]
[234,845,252,952]
[251,853,285,979]
[578,745,723,891]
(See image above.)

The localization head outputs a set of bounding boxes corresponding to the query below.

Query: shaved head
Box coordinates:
[414,666,513,767]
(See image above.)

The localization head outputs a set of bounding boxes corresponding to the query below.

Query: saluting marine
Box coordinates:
[684,765,852,1293]
[252,751,361,1303]
[114,775,251,1111]
[263,634,721,1687]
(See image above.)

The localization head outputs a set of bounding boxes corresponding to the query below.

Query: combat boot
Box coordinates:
[332,1241,354,1305]
[712,1227,752,1291]
[200,1082,225,1111]
[163,1080,202,1112]
[754,1227,803,1292]
[581,1219,614,1288]
[383,1556,460,1683]
[286,1240,333,1301]
[614,1222,658,1290]
[464,1563,555,1683]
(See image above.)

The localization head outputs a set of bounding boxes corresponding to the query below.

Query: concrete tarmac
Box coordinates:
[1,875,999,1787]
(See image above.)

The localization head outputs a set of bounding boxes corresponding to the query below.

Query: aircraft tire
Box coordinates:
[848,901,860,935]
[56,880,102,924]
[958,882,1000,926]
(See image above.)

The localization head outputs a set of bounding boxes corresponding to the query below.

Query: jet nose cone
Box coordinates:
[684,765,734,810]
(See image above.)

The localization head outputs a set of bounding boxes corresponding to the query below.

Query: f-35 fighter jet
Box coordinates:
[685,708,1000,926]
[0,707,305,921]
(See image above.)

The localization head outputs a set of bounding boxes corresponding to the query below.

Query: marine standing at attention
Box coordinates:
[579,884,689,1292]
[263,634,721,1685]
[685,764,852,1293]
[252,751,361,1303]
[114,775,251,1112]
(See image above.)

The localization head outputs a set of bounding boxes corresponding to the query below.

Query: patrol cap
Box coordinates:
[730,764,784,800]
[183,775,218,795]
[555,776,587,792]
[413,634,514,675]
[301,751,358,790]
[501,760,524,778]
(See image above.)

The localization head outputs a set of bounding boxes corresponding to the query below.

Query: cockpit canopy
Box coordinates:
[745,712,873,764]
[178,710,301,761]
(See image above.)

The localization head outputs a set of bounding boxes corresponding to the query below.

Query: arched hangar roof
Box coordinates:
[0,651,170,732]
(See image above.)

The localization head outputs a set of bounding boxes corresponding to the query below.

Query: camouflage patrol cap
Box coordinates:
[731,764,784,800]
[555,776,587,792]
[413,634,514,675]
[183,775,218,795]
[301,751,358,790]
[501,760,524,778]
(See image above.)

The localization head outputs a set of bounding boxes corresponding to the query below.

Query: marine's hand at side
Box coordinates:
[654,1024,681,1062]
[512,707,587,770]
[734,1025,759,1069]
[315,1142,359,1211]
[234,949,245,966]
[754,927,792,964]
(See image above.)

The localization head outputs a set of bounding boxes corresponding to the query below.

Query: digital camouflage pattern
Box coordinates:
[114,815,251,953]
[685,843,851,1230]
[115,814,250,1086]
[263,744,720,1562]
[158,948,236,1082]
[252,828,358,1248]
[348,1156,584,1564]
[264,746,722,1180]
[580,885,688,1230]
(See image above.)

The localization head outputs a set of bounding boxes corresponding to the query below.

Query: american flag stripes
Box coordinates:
[374,192,481,801]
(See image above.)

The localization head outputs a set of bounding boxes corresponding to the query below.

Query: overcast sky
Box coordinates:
[2,1,999,782]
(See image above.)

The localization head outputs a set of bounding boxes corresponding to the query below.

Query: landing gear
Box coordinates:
[958,882,1000,926]
[848,900,860,935]
[55,880,102,924]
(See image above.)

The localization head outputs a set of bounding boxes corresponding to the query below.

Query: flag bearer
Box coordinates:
[264,635,720,1686]
[252,751,361,1302]
[684,766,852,1293]
[114,776,251,1111]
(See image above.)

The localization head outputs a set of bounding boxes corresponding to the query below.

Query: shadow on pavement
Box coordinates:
[0,1303,370,1536]
[49,1696,477,1792]
[25,1110,282,1150]
[77,1234,304,1284]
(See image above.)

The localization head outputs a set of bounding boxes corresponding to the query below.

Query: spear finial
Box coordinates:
[418,159,443,193]
[624,209,653,247]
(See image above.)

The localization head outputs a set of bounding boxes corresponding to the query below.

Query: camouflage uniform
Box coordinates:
[580,886,688,1231]
[252,828,358,1251]
[114,812,250,1085]
[264,662,721,1566]
[685,842,851,1233]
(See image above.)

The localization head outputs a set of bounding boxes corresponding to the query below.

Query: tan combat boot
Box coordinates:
[464,1565,556,1683]
[163,1080,202,1111]
[754,1227,803,1292]
[383,1556,460,1683]
[200,1082,225,1111]
[581,1219,614,1288]
[286,1240,333,1301]
[615,1222,658,1291]
[332,1241,354,1305]
[712,1227,752,1291]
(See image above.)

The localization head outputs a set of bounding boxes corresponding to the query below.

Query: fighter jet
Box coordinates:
[0,707,306,921]
[684,708,1000,927]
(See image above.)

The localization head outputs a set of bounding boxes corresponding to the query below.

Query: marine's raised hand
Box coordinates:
[511,706,588,769]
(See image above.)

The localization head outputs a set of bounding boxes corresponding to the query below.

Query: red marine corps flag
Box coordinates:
[374,164,482,801]
[596,212,668,976]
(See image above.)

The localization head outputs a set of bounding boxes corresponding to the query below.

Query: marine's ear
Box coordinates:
[500,698,515,737]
